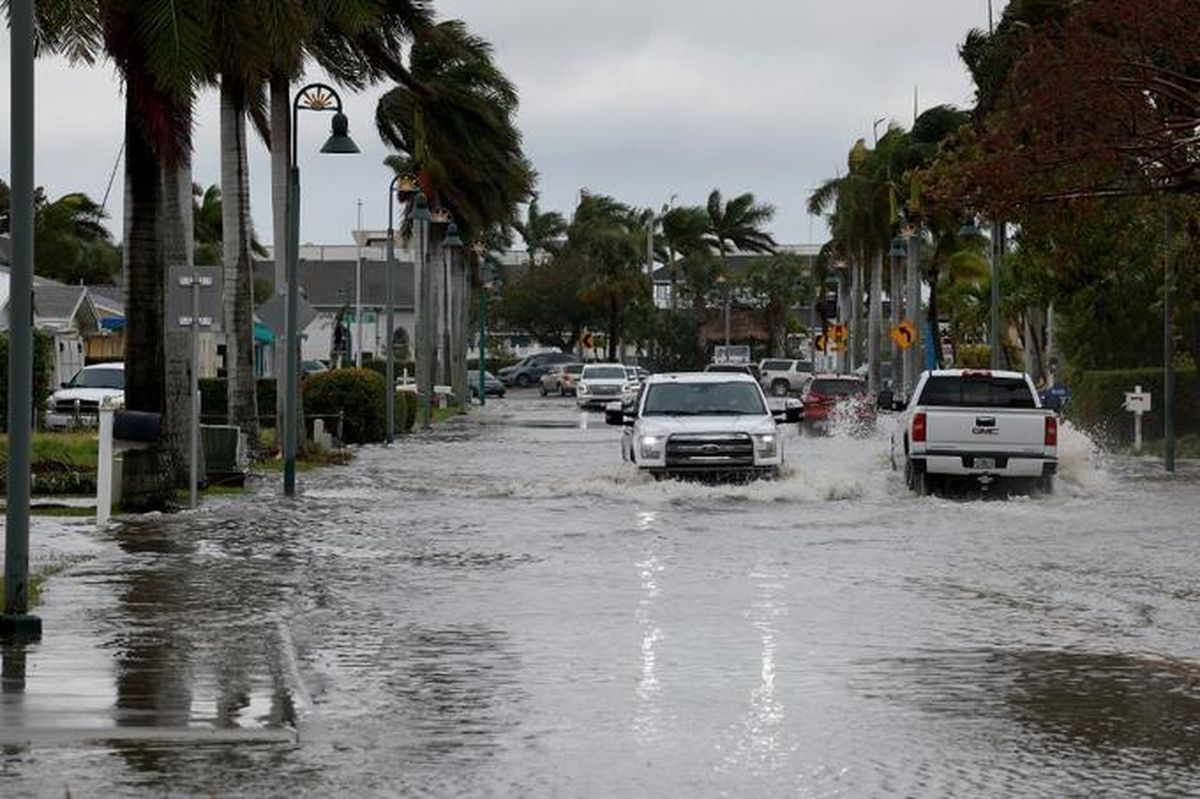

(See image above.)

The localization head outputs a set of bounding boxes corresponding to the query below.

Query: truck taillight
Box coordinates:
[1045,416,1058,447]
[912,411,927,443]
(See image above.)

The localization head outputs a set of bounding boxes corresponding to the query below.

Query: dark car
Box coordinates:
[469,370,507,399]
[498,352,578,387]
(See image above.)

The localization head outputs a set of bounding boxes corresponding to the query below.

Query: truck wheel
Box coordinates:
[771,379,790,397]
[905,458,931,496]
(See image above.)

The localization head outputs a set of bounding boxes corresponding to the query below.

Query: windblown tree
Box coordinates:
[514,195,567,267]
[29,188,121,284]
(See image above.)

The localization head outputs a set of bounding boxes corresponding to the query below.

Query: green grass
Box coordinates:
[0,432,98,470]
[0,554,90,609]
[1136,434,1200,459]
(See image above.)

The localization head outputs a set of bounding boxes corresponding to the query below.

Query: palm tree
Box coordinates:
[704,189,778,259]
[658,205,709,309]
[514,196,567,266]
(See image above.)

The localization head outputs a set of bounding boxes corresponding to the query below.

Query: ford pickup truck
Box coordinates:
[891,369,1058,495]
[605,372,801,481]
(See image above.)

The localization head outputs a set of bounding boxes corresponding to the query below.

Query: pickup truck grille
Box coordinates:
[590,384,620,396]
[666,434,755,467]
[54,399,99,414]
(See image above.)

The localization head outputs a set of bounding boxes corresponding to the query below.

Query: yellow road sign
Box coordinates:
[832,323,849,343]
[582,331,595,349]
[814,333,828,353]
[891,320,917,350]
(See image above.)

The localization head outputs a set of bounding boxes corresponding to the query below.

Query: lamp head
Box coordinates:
[889,236,908,258]
[444,222,463,248]
[412,192,431,222]
[320,112,360,154]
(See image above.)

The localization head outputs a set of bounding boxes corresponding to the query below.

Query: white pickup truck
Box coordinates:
[606,372,802,481]
[891,369,1058,494]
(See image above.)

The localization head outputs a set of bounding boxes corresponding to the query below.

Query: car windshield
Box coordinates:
[919,375,1037,408]
[797,361,813,372]
[642,381,766,416]
[706,364,750,374]
[583,366,627,380]
[564,364,584,375]
[810,378,866,397]
[70,368,124,390]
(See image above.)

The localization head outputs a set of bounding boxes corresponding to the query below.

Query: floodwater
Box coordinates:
[3,392,1200,797]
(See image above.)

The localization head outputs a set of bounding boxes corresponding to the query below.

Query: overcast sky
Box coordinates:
[0,1,997,249]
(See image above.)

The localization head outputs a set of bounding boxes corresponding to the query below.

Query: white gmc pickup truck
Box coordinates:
[891,369,1058,494]
[606,372,802,481]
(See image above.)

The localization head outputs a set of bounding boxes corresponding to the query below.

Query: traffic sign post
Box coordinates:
[1124,385,1152,453]
[170,265,223,510]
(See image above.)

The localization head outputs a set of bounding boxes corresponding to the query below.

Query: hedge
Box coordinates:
[199,378,277,425]
[302,368,388,444]
[0,331,54,433]
[396,390,418,433]
[1067,367,1199,447]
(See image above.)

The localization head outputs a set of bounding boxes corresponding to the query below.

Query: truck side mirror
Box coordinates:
[604,401,626,426]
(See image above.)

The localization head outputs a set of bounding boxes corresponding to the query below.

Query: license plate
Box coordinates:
[974,457,996,470]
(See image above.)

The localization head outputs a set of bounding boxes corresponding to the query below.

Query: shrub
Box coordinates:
[395,390,418,433]
[1067,367,1199,447]
[953,344,991,369]
[302,368,387,444]
[0,331,54,432]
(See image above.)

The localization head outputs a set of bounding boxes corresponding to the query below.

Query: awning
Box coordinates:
[100,316,124,331]
[254,321,275,343]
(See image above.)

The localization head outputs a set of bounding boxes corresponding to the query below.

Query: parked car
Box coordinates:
[800,374,873,435]
[625,365,650,384]
[606,372,802,482]
[892,369,1058,495]
[44,362,125,430]
[498,352,578,387]
[540,362,584,396]
[758,358,815,396]
[301,359,329,377]
[576,363,638,409]
[704,362,763,383]
[469,370,507,399]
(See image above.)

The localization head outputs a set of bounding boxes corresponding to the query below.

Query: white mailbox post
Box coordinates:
[1124,385,1152,453]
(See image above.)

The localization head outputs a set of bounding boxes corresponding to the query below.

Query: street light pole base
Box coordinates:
[0,614,42,642]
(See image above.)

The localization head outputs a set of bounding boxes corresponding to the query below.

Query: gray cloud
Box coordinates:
[0,0,995,249]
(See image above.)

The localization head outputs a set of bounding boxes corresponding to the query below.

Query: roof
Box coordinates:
[254,259,415,309]
[33,284,89,321]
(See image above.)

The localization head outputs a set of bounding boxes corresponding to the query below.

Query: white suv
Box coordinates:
[758,358,814,396]
[606,372,801,481]
[577,363,638,409]
[44,363,125,429]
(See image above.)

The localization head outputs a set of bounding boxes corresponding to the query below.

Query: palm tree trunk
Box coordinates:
[890,254,902,376]
[221,76,259,444]
[121,88,175,511]
[868,251,882,394]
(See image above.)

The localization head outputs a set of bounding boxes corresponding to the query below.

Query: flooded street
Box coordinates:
[4,391,1200,797]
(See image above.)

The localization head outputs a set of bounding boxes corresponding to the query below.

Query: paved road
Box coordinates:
[3,391,1200,797]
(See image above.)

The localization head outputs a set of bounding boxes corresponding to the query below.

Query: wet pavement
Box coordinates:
[3,391,1200,797]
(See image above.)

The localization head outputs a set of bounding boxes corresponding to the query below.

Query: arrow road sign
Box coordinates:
[890,319,917,350]
[831,323,849,342]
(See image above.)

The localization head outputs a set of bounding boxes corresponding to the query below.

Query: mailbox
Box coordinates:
[113,410,162,443]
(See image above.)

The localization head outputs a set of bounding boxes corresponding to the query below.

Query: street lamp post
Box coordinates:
[284,84,359,497]
[716,275,731,348]
[385,174,420,444]
[2,0,41,641]
[477,248,493,408]
[888,235,907,385]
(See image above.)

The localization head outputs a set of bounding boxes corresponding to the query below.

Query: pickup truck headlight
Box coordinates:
[578,383,590,394]
[753,433,778,459]
[639,435,664,460]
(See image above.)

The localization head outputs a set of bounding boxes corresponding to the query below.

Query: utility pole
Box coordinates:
[1164,208,1176,473]
[355,199,363,368]
[2,0,41,640]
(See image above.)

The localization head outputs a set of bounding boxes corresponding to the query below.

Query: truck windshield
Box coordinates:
[642,382,766,416]
[919,376,1037,408]
[70,368,124,389]
[583,366,627,380]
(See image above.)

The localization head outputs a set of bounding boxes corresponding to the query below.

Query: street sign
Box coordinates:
[713,345,751,364]
[814,333,828,353]
[831,322,849,342]
[1124,389,1152,413]
[582,331,595,349]
[890,320,917,350]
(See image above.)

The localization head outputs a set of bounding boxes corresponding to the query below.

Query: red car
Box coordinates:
[801,374,874,434]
